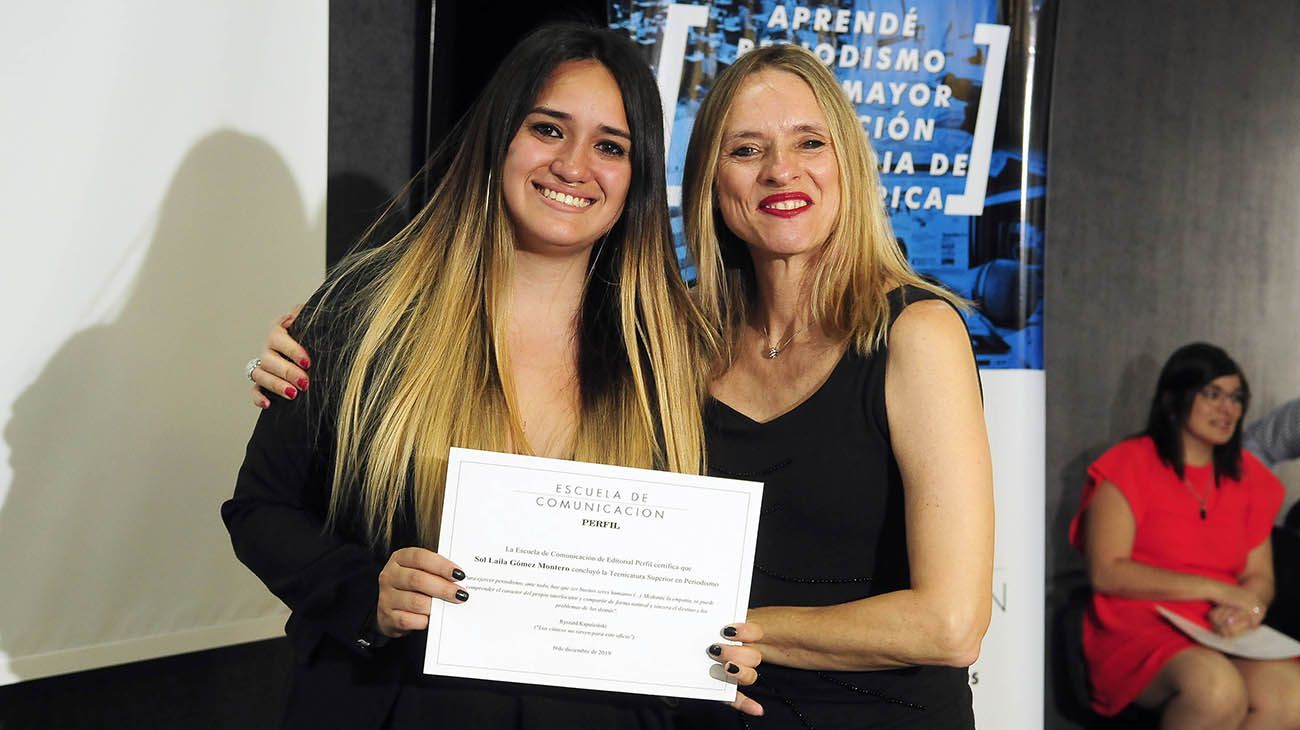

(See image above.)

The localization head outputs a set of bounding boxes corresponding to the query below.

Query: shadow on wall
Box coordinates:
[0,131,323,677]
[1052,353,1160,578]
[1047,352,1161,727]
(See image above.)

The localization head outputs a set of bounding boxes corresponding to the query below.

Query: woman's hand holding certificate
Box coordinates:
[375,547,468,639]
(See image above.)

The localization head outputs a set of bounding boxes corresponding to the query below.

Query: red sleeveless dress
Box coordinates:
[1069,436,1283,716]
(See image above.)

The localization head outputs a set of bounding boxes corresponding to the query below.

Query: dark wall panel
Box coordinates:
[0,639,292,730]
[327,1,433,263]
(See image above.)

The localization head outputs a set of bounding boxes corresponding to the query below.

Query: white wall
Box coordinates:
[0,2,327,682]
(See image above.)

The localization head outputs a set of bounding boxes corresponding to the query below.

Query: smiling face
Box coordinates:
[714,70,841,263]
[501,59,633,256]
[1183,374,1246,452]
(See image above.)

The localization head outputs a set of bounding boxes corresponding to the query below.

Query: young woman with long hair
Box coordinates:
[225,24,756,729]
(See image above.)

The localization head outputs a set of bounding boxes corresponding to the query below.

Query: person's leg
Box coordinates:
[1133,647,1247,730]
[1231,657,1300,730]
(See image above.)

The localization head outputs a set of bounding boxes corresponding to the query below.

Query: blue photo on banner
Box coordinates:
[609,0,1045,370]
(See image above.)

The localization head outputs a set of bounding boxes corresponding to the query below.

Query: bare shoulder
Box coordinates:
[888,299,971,364]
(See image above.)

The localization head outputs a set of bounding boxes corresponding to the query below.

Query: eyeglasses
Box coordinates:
[1197,385,1248,408]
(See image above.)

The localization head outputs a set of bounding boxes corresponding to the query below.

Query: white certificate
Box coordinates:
[424,447,763,701]
[1156,605,1300,660]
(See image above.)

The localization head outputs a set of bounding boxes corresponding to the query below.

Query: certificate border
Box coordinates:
[429,448,762,700]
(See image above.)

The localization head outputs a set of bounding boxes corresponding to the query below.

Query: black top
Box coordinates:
[684,286,974,730]
[222,274,678,730]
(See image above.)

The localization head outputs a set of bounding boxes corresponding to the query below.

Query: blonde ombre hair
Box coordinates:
[683,44,962,369]
[301,25,709,551]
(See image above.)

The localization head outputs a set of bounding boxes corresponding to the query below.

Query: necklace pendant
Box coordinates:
[766,347,780,359]
[1200,507,1207,520]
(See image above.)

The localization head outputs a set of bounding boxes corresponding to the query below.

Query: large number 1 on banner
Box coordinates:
[944,22,1009,216]
[656,3,709,208]
[656,3,709,153]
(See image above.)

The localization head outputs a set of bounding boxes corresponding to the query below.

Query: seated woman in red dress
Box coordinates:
[1070,342,1300,728]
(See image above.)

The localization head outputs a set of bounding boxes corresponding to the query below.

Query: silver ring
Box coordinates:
[244,357,262,381]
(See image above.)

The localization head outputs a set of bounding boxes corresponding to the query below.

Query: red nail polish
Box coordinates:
[299,358,311,369]
[297,377,309,391]
[258,399,270,409]
[284,386,297,399]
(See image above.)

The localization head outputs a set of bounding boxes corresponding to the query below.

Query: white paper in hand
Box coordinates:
[1156,605,1300,660]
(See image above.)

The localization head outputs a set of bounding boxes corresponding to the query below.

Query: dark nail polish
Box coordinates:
[708,644,723,656]
[297,377,310,391]
[451,568,466,581]
[284,386,297,399]
[455,589,469,602]
[726,663,740,674]
[722,626,738,638]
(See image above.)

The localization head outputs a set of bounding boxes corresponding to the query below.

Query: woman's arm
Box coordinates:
[1238,538,1275,607]
[226,304,465,656]
[747,300,994,671]
[224,368,389,657]
[1208,538,1275,637]
[1083,481,1264,616]
[227,364,467,655]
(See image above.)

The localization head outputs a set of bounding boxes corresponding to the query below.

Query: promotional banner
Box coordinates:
[610,1,1052,726]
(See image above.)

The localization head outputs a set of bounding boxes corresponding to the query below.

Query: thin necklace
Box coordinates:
[761,322,811,359]
[1182,472,1210,520]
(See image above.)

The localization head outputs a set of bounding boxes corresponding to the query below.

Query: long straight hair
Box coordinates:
[1144,342,1250,483]
[302,24,709,550]
[683,44,962,370]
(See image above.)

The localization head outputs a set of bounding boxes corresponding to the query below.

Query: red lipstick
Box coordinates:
[758,192,813,218]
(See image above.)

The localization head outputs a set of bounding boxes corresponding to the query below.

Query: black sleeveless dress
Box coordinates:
[682,286,974,730]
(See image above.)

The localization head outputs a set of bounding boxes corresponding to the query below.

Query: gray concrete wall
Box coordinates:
[1045,1,1300,726]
